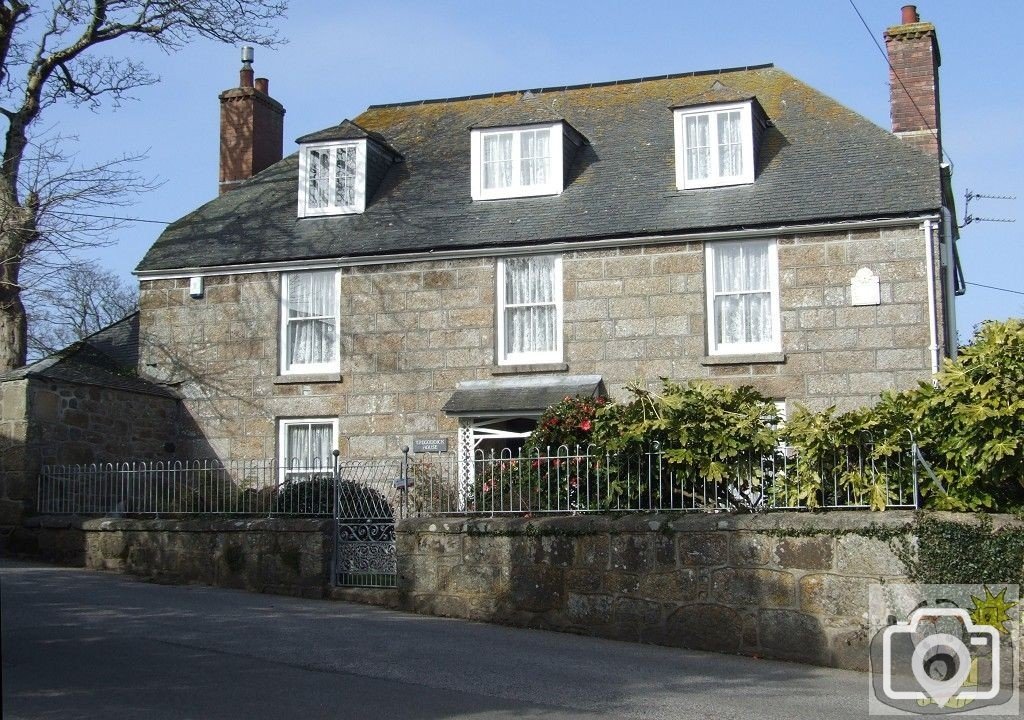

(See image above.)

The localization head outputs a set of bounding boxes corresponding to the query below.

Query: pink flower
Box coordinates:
[482,481,492,493]
[579,419,592,432]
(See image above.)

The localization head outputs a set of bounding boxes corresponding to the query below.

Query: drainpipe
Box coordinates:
[939,206,958,359]
[922,219,941,378]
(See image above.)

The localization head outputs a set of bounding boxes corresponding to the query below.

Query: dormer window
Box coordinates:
[471,122,564,200]
[298,141,366,216]
[673,101,756,190]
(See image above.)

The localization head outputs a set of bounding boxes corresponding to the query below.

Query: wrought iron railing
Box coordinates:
[37,441,921,518]
[407,441,921,515]
[36,458,406,518]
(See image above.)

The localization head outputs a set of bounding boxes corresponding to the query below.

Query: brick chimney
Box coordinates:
[884,5,941,159]
[218,47,285,194]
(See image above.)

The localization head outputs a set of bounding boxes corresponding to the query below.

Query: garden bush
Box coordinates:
[499,320,1024,513]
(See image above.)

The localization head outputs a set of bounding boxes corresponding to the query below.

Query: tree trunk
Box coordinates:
[0,257,27,371]
[0,201,32,372]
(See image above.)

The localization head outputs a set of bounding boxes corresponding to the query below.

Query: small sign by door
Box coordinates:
[413,438,448,454]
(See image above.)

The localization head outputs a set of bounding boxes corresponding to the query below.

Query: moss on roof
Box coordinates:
[137,64,941,273]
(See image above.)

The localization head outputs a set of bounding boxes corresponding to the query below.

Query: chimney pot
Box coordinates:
[220,51,285,194]
[885,5,941,159]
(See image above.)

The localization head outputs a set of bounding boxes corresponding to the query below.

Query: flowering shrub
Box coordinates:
[523,395,607,454]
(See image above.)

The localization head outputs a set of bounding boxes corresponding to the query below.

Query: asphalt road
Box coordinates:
[1,559,872,719]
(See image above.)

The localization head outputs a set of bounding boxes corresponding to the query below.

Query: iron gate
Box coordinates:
[333,457,406,588]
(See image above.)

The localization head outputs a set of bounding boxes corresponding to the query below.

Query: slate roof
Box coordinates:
[137,64,941,273]
[443,375,606,416]
[0,313,177,398]
[294,119,401,158]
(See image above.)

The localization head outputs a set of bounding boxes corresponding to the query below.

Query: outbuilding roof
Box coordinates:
[0,314,177,398]
[137,64,940,274]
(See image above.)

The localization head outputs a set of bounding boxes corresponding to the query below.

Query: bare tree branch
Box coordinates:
[0,0,288,370]
[24,257,138,358]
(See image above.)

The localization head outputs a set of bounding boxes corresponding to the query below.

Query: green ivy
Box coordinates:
[901,515,1024,586]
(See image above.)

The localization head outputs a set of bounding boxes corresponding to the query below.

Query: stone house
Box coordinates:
[1,6,962,511]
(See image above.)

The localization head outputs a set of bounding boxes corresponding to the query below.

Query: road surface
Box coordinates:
[1,559,871,719]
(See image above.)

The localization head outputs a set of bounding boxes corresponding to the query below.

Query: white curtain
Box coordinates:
[334,146,357,207]
[307,149,330,208]
[717,111,743,178]
[714,244,771,345]
[520,129,550,186]
[286,423,333,471]
[504,256,557,355]
[685,115,710,180]
[483,133,513,189]
[286,272,337,367]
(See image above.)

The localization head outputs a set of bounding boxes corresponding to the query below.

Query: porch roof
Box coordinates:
[442,375,605,417]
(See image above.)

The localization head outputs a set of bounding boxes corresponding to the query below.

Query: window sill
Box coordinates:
[297,207,361,218]
[677,176,755,191]
[701,353,786,366]
[492,362,569,376]
[474,186,563,201]
[273,373,343,385]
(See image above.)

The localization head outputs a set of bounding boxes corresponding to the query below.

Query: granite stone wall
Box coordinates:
[138,223,942,463]
[15,516,333,598]
[0,378,180,524]
[0,379,30,524]
[397,511,922,670]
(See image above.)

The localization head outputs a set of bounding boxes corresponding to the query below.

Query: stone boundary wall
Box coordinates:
[396,511,1018,671]
[13,516,333,598]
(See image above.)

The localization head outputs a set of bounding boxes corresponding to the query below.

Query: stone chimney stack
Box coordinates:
[218,47,285,194]
[884,5,941,159]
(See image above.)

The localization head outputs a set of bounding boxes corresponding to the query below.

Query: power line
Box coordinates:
[48,210,171,225]
[846,0,954,168]
[965,281,1024,297]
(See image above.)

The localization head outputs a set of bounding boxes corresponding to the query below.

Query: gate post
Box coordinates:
[401,445,410,520]
[331,449,340,587]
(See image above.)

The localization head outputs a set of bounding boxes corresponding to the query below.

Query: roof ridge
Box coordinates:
[366,63,775,110]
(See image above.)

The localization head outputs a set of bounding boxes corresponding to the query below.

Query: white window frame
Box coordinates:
[674,101,755,190]
[297,140,366,216]
[470,122,564,200]
[278,417,339,484]
[496,255,564,366]
[705,239,781,356]
[279,269,341,375]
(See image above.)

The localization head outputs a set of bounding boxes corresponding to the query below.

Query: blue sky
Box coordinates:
[49,0,1023,339]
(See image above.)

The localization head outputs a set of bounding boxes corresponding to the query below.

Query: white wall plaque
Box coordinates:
[851,267,880,306]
